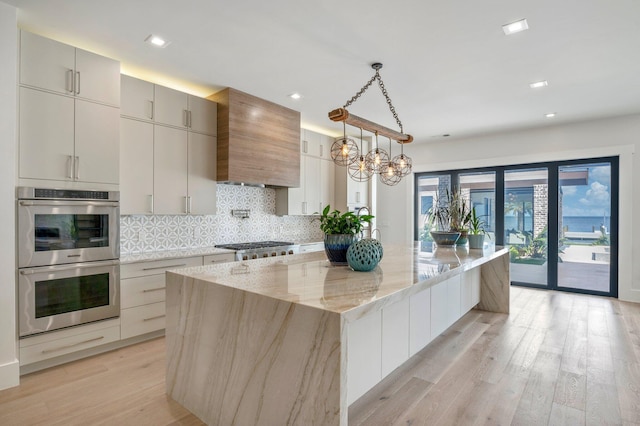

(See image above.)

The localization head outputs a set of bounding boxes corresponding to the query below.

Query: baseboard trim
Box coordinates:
[0,358,20,390]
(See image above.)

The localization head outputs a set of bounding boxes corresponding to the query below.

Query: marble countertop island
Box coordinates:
[165,243,510,425]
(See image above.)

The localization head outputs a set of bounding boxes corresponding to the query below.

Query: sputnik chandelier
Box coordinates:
[328,63,413,186]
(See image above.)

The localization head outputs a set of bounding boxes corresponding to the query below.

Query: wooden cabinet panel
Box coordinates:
[209,88,300,187]
[154,125,188,214]
[18,87,74,181]
[120,118,154,214]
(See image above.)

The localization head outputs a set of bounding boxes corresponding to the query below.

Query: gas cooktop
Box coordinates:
[214,241,295,251]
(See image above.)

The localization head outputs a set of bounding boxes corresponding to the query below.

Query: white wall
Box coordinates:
[378,114,639,303]
[0,1,19,390]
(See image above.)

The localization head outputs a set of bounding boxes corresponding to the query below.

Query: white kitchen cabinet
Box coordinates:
[275,129,335,215]
[120,118,154,214]
[187,132,217,214]
[153,86,217,135]
[19,87,119,184]
[20,30,119,106]
[409,287,431,356]
[319,134,334,160]
[203,253,236,264]
[333,136,369,212]
[120,75,154,120]
[154,85,188,128]
[381,298,410,377]
[120,256,203,340]
[347,309,382,405]
[461,268,481,313]
[154,125,189,214]
[18,31,120,186]
[430,279,448,338]
[446,275,462,328]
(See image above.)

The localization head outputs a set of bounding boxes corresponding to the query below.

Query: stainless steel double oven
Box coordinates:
[17,187,120,337]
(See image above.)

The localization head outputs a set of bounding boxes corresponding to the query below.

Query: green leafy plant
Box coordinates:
[468,207,487,235]
[316,205,373,235]
[426,187,471,232]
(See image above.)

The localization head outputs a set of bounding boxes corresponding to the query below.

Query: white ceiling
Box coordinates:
[6,0,640,142]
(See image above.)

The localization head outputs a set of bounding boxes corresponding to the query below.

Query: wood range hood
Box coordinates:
[208,88,301,188]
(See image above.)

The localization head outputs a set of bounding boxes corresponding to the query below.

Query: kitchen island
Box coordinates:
[165,243,509,425]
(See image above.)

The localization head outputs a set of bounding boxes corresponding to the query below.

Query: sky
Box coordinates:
[561,165,611,217]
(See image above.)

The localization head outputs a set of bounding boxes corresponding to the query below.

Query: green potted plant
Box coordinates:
[468,207,487,249]
[317,205,374,265]
[426,187,470,246]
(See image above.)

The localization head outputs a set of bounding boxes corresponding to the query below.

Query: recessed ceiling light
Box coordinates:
[502,19,529,35]
[145,34,169,48]
[529,80,548,89]
[545,113,557,118]
[289,93,302,100]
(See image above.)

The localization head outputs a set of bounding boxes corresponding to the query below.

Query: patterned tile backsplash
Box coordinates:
[120,184,324,254]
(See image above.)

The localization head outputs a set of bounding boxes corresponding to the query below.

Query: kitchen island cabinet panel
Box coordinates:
[409,288,431,356]
[381,297,410,378]
[347,310,382,405]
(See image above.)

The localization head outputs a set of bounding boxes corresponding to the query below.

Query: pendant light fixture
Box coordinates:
[379,137,401,186]
[348,127,374,181]
[365,131,390,174]
[330,121,359,166]
[328,63,413,185]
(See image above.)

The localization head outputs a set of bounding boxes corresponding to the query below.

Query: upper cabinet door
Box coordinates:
[74,100,120,184]
[120,118,154,215]
[74,48,120,106]
[155,85,188,128]
[154,125,188,214]
[20,31,75,95]
[19,87,75,181]
[188,133,217,214]
[121,75,154,120]
[188,95,217,136]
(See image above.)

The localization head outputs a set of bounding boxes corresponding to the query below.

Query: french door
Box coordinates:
[414,157,618,297]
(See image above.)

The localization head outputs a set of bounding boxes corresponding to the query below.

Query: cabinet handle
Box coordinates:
[142,263,187,271]
[148,100,154,119]
[183,110,188,127]
[187,196,192,214]
[41,336,104,354]
[67,156,73,178]
[66,69,74,93]
[302,201,307,214]
[184,196,189,214]
[303,140,308,154]
[142,287,166,293]
[75,71,81,95]
[356,191,361,203]
[148,194,154,214]
[143,314,166,322]
[74,156,80,180]
[188,110,192,128]
[319,144,323,157]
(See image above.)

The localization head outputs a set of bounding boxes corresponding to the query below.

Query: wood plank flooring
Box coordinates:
[1,286,639,426]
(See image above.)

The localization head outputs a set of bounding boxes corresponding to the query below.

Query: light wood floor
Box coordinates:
[1,286,639,426]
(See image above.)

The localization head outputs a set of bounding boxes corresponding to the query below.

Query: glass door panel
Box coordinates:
[558,163,612,292]
[460,172,496,243]
[505,168,549,286]
[416,174,451,252]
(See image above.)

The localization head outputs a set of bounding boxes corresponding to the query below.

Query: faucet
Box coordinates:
[357,206,371,239]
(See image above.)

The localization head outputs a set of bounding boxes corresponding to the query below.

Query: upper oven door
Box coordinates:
[18,199,120,268]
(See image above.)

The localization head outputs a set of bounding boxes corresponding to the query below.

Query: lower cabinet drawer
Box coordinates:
[121,302,166,340]
[203,253,236,264]
[121,274,166,309]
[20,325,121,365]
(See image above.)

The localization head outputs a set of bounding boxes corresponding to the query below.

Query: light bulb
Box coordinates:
[375,150,381,164]
[399,155,406,168]
[387,166,394,176]
[359,157,365,171]
[341,143,349,156]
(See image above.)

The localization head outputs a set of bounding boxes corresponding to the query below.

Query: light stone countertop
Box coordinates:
[167,243,509,323]
[120,246,235,264]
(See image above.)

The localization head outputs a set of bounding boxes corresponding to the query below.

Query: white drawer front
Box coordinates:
[20,325,120,365]
[121,274,166,309]
[121,302,166,340]
[299,242,324,253]
[203,253,236,265]
[121,256,202,279]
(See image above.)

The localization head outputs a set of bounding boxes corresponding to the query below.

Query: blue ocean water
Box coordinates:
[504,216,610,233]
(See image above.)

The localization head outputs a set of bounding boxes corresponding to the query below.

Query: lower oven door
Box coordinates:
[18,260,120,338]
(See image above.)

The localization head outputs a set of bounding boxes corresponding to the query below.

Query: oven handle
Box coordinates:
[19,259,120,275]
[19,200,119,208]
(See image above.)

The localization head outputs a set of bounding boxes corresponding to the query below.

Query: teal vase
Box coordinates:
[324,234,357,265]
[346,239,383,272]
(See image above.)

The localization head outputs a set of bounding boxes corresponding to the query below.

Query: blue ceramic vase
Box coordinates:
[324,234,357,265]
